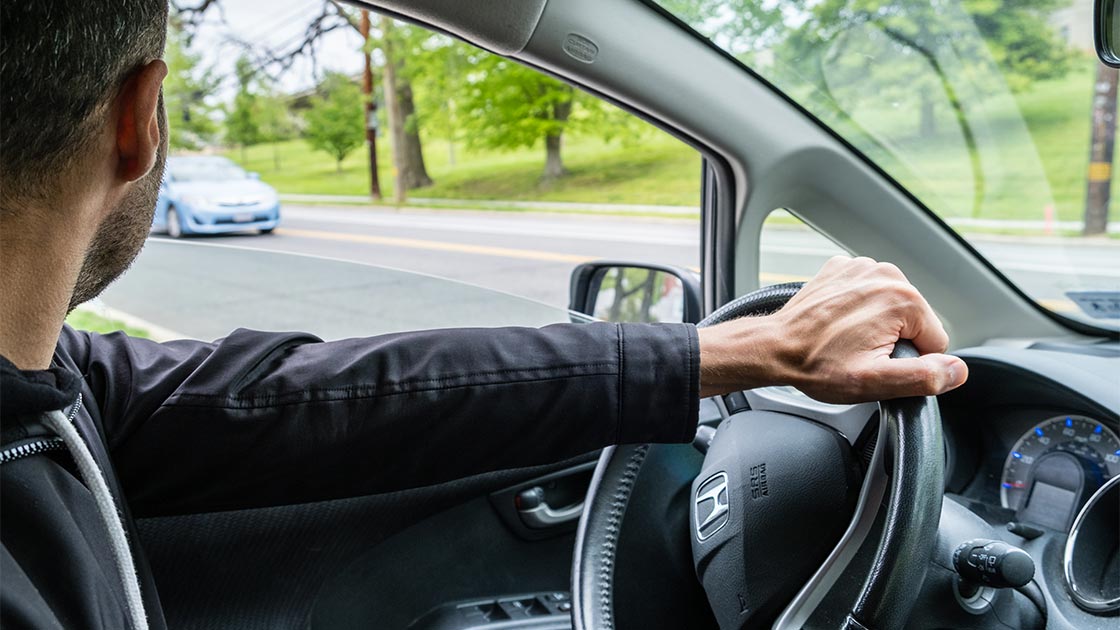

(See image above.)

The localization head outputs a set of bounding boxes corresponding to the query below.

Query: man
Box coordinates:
[0,2,967,629]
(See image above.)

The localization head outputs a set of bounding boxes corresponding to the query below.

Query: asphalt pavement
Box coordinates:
[97,205,1118,340]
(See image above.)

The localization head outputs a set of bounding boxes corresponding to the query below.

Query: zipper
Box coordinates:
[0,394,82,465]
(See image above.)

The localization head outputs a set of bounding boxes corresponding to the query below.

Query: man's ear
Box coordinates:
[115,60,168,183]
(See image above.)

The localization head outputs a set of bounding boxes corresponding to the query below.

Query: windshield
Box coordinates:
[660,0,1118,330]
[169,158,249,182]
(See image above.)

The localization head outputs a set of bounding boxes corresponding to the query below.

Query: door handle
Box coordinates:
[516,486,584,529]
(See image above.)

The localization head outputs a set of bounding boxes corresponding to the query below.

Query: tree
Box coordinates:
[257,92,298,169]
[303,72,365,172]
[379,16,434,198]
[226,57,263,163]
[661,0,1073,219]
[404,34,471,164]
[163,23,220,149]
[458,55,574,179]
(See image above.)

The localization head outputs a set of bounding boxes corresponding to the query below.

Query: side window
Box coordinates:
[758,210,848,287]
[70,8,702,341]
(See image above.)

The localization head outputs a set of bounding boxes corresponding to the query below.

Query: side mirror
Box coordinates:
[248,172,261,180]
[569,261,702,324]
[1096,0,1120,68]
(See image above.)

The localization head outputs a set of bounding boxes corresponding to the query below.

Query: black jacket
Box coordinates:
[0,322,699,629]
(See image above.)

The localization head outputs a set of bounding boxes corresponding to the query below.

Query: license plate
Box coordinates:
[233,213,254,223]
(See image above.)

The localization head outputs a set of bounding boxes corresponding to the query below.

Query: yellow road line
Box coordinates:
[274,227,597,264]
[275,231,1077,317]
[279,227,819,282]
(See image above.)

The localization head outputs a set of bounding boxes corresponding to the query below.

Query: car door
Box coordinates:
[79,10,707,630]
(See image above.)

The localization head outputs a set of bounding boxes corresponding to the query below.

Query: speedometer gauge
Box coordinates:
[1001,415,1120,511]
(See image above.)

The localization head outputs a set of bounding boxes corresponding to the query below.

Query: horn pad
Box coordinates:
[690,410,862,628]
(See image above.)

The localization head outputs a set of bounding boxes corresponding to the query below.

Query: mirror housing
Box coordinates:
[569,261,702,324]
[1096,0,1120,68]
[248,171,261,180]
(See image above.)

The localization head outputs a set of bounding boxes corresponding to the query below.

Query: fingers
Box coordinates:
[892,284,950,355]
[820,255,950,355]
[861,353,969,400]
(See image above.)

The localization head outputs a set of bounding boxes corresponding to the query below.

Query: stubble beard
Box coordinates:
[68,99,167,313]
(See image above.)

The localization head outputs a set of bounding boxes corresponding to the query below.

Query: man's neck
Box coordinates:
[0,209,89,370]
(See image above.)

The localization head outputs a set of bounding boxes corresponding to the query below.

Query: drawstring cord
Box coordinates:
[42,406,148,630]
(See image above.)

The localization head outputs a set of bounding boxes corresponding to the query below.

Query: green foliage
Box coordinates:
[459,55,574,152]
[398,31,470,147]
[225,57,262,150]
[660,0,1077,219]
[257,93,297,144]
[163,24,220,150]
[224,64,1095,223]
[403,31,645,176]
[221,55,296,168]
[303,72,365,171]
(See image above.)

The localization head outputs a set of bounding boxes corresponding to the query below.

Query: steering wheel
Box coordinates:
[571,283,945,630]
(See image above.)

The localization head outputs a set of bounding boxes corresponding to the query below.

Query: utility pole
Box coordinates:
[359,10,382,200]
[1084,63,1117,236]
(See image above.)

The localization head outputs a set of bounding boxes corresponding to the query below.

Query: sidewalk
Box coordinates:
[278,193,1120,232]
[278,194,700,217]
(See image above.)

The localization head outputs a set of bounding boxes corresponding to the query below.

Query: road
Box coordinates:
[98,205,1118,339]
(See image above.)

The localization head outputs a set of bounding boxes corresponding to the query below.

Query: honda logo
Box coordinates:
[695,472,730,541]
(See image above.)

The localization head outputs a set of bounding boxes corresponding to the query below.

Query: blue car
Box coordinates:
[153,156,281,237]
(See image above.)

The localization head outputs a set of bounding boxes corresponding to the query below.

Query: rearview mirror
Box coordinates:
[248,171,261,180]
[569,261,702,324]
[1096,0,1120,68]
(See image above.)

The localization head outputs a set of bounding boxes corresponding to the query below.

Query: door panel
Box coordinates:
[137,454,596,630]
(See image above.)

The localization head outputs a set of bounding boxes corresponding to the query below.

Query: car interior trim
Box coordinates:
[1063,475,1120,612]
[771,404,890,629]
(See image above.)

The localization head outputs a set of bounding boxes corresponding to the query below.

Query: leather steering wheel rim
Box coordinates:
[571,283,944,630]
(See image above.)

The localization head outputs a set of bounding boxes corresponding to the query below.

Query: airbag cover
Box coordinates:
[690,410,861,628]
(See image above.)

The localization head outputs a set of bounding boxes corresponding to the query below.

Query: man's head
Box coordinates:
[1,1,170,310]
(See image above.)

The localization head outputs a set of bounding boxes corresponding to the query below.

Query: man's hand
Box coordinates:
[697,256,968,403]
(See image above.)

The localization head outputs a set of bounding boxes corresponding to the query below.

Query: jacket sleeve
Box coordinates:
[63,323,700,517]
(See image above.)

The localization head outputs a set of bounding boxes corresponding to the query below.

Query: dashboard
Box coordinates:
[937,341,1120,629]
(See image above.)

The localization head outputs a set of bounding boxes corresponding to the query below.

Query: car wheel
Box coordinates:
[166,207,183,238]
[260,227,275,235]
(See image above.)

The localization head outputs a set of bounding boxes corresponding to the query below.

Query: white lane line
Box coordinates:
[285,210,1118,278]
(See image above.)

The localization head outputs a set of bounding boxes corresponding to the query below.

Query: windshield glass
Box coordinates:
[169,158,249,182]
[659,0,1118,330]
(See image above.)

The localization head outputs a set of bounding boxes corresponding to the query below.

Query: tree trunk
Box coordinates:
[544,133,566,179]
[398,79,433,189]
[380,15,407,204]
[379,17,432,202]
[542,95,573,179]
[1085,63,1117,236]
[919,87,936,138]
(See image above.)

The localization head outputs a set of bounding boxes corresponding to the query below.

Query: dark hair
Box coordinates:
[1,1,169,201]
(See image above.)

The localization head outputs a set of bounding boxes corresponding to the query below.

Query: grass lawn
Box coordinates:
[878,62,1100,222]
[66,309,151,339]
[223,59,1105,223]
[227,132,702,207]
